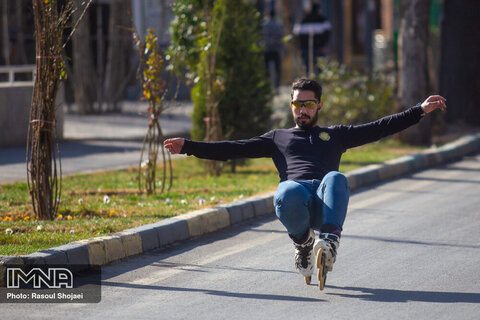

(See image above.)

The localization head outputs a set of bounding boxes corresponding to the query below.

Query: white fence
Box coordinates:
[0,65,35,85]
[0,64,64,147]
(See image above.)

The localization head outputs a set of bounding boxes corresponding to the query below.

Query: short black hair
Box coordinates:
[291,78,323,101]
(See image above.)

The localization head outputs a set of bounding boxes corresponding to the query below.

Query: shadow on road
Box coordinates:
[438,166,480,172]
[342,234,480,250]
[149,260,296,275]
[101,280,325,302]
[405,176,480,184]
[327,285,480,303]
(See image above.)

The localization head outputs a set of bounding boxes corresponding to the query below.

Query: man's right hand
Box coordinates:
[164,138,185,154]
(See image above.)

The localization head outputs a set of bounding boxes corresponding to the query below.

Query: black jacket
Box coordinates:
[181,105,424,182]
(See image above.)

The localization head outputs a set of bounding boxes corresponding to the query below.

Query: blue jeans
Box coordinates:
[274,171,350,240]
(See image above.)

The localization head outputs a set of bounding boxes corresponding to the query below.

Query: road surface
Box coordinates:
[2,154,479,319]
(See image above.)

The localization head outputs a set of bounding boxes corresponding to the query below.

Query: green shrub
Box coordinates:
[315,58,395,125]
[169,0,272,172]
[188,0,272,141]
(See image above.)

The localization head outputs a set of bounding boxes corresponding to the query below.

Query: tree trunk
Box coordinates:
[28,0,68,220]
[397,0,431,145]
[1,0,10,65]
[72,0,96,114]
[14,0,28,64]
[158,0,169,44]
[203,1,225,177]
[104,0,132,112]
[439,0,480,125]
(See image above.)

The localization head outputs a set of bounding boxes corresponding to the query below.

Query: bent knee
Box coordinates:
[323,171,348,185]
[275,181,309,206]
[322,172,350,192]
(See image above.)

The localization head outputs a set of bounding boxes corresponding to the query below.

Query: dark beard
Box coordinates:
[295,110,319,129]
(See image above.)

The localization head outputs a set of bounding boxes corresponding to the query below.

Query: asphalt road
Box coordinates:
[2,154,480,319]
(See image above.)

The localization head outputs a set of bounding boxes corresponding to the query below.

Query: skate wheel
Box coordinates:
[319,269,327,291]
[316,249,327,291]
[305,276,311,285]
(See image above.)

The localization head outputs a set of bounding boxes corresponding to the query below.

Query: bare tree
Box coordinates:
[103,0,133,112]
[397,0,431,145]
[439,0,480,126]
[28,0,92,220]
[1,0,10,65]
[14,0,28,64]
[135,28,172,194]
[202,1,226,176]
[72,0,96,114]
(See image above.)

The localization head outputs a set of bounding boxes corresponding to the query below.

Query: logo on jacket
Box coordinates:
[319,132,331,141]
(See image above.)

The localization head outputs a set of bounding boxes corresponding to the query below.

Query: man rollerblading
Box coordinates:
[164,78,447,291]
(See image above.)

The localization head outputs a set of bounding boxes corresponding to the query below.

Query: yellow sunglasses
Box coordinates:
[291,100,318,110]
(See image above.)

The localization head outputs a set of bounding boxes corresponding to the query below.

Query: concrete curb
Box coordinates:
[1,133,479,279]
[345,133,480,190]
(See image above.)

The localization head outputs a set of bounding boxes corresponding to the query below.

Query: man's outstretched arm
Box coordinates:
[339,95,447,150]
[163,132,275,161]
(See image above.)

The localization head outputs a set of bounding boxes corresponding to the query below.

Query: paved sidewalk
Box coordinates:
[63,101,193,141]
[0,101,193,184]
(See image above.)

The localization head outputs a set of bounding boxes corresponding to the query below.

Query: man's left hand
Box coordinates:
[421,95,447,114]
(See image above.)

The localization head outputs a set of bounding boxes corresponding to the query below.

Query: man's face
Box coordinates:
[291,89,323,129]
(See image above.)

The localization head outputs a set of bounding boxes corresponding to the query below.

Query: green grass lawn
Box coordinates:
[0,138,422,255]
